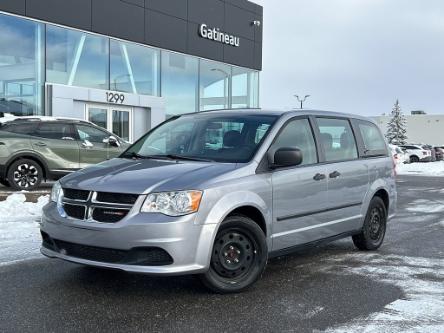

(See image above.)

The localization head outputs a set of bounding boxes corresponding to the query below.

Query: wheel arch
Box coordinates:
[226,205,267,236]
[5,152,49,180]
[373,188,389,211]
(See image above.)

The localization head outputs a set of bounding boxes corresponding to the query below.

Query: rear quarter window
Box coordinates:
[355,120,387,157]
[0,122,38,134]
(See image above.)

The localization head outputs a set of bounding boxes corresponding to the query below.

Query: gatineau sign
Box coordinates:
[199,24,240,47]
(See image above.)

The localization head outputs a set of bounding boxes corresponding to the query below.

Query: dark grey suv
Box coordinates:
[0,116,127,190]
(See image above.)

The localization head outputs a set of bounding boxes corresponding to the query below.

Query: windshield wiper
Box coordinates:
[122,151,148,159]
[148,154,213,162]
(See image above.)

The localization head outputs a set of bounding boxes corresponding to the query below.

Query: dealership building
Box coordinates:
[0,0,263,141]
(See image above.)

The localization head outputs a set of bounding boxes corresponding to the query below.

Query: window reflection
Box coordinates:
[199,60,231,111]
[46,25,109,90]
[232,67,259,109]
[0,13,43,116]
[161,51,198,117]
[110,40,159,96]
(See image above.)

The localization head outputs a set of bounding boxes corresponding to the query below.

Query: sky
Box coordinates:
[252,0,444,116]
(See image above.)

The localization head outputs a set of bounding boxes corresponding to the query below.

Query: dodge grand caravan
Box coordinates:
[40,110,397,293]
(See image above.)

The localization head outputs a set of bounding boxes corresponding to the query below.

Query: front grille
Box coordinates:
[96,192,139,205]
[44,238,174,266]
[64,204,86,219]
[63,188,90,201]
[92,207,129,223]
[61,189,136,223]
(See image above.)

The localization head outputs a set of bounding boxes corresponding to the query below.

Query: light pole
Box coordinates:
[294,94,310,109]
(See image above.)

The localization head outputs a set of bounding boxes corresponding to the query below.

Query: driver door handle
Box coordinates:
[313,173,326,181]
[329,171,341,179]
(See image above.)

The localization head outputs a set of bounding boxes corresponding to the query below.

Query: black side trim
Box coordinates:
[269,230,360,258]
[276,202,362,222]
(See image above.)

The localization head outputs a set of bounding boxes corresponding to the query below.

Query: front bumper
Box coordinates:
[40,202,218,275]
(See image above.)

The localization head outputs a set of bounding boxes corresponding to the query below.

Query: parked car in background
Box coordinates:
[434,147,444,161]
[421,144,436,162]
[399,144,432,163]
[389,144,409,165]
[0,116,128,190]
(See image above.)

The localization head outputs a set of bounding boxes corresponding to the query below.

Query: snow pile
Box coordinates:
[0,193,48,265]
[397,161,444,176]
[324,254,444,333]
[0,193,48,222]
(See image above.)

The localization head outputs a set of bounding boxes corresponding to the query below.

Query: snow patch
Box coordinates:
[406,199,444,214]
[0,193,48,264]
[323,254,444,333]
[397,161,444,176]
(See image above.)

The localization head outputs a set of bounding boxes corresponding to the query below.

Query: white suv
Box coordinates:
[399,144,432,163]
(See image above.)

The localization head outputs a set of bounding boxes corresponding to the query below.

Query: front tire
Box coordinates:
[7,159,43,191]
[200,215,268,293]
[352,197,387,250]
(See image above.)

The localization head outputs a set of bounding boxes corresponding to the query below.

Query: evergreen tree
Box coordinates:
[386,99,407,145]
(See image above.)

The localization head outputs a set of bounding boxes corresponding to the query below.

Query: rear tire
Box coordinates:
[7,159,43,191]
[0,178,10,187]
[352,197,387,251]
[410,155,419,163]
[200,215,268,293]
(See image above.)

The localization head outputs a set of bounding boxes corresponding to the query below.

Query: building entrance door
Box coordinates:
[86,103,132,142]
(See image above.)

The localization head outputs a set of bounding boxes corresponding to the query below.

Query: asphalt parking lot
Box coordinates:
[0,175,443,333]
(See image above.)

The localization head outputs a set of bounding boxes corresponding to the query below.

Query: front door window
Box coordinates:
[87,104,132,142]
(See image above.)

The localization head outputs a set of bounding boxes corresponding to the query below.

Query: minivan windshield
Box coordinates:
[122,113,278,163]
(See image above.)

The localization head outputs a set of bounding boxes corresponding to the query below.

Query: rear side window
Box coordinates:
[273,118,317,166]
[0,122,37,134]
[317,118,358,161]
[357,121,387,156]
[35,123,75,140]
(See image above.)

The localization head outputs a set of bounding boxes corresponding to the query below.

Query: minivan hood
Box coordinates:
[60,158,237,194]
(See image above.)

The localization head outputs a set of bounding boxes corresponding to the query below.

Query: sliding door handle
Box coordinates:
[313,173,326,181]
[329,171,341,179]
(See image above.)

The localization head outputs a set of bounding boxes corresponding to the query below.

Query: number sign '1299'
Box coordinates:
[106,92,125,104]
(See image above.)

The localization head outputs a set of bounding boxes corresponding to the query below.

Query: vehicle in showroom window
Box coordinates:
[0,115,129,190]
[40,110,397,293]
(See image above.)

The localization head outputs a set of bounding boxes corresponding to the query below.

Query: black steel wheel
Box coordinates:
[200,215,267,293]
[352,196,387,250]
[7,159,43,191]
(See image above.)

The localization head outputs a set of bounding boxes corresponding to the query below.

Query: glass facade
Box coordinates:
[110,40,159,95]
[161,51,198,117]
[0,12,259,117]
[0,13,43,116]
[46,25,109,90]
[199,59,231,111]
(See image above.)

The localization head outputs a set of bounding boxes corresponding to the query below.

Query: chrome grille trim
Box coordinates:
[61,188,138,223]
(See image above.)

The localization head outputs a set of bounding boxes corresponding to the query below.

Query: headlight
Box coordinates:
[141,190,203,216]
[50,181,63,202]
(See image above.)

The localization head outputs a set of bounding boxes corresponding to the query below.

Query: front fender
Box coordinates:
[194,189,272,268]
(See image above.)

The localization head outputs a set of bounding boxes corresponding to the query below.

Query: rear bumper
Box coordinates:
[419,156,432,162]
[40,202,218,275]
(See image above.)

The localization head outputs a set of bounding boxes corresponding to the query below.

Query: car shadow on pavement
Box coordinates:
[40,240,404,332]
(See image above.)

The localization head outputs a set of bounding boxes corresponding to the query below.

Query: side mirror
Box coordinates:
[269,147,303,169]
[105,136,120,147]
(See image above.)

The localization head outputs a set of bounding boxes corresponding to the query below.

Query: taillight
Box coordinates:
[423,151,427,156]
[392,156,397,177]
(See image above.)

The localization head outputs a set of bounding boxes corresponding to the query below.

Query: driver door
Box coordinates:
[74,124,122,167]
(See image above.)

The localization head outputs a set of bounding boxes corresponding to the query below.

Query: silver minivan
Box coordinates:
[40,110,397,293]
